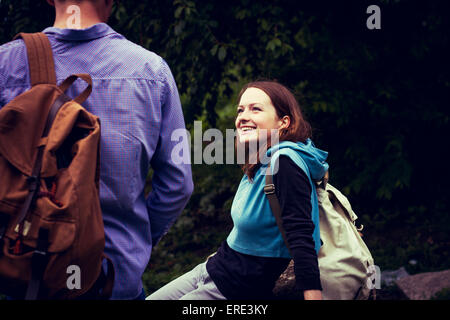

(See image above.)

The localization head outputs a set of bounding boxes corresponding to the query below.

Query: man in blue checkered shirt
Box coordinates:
[0,0,193,299]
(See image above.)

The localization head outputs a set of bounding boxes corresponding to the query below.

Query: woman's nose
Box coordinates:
[238,108,250,121]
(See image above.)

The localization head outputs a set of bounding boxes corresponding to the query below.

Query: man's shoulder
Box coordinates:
[107,36,170,82]
[116,37,158,59]
[0,38,26,60]
[0,38,25,51]
[0,38,27,82]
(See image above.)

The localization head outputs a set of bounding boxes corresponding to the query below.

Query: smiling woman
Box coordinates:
[237,81,312,180]
[147,80,328,300]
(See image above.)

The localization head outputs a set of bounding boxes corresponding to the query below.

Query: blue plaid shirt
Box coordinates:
[0,23,193,299]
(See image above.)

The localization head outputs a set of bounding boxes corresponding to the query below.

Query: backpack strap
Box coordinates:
[264,163,292,255]
[13,32,56,86]
[96,255,115,300]
[24,228,49,300]
[58,74,93,104]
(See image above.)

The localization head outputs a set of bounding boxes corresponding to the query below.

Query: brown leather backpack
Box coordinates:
[0,33,114,299]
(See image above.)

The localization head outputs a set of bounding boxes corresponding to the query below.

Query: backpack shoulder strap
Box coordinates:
[264,162,292,254]
[13,32,56,86]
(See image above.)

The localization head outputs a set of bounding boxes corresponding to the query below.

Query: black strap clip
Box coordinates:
[25,228,49,300]
[26,175,39,192]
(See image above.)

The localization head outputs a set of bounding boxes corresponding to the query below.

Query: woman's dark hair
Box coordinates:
[237,80,312,179]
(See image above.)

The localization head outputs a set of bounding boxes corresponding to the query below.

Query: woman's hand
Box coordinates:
[303,290,323,300]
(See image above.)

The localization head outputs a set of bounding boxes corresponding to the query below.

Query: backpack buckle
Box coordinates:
[264,184,276,195]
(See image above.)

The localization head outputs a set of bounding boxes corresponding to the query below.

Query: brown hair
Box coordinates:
[237,81,312,180]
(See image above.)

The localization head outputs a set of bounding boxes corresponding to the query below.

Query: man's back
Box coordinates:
[0,23,193,299]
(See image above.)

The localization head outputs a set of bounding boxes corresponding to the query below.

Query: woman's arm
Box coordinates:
[304,289,323,300]
[273,155,322,299]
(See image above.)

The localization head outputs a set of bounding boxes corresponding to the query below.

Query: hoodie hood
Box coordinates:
[267,139,329,181]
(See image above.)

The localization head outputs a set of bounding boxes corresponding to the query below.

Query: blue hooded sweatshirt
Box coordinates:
[226,139,329,258]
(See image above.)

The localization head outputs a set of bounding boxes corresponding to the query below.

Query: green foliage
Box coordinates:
[1,0,449,297]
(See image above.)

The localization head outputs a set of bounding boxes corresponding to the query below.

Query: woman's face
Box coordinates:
[236,87,283,143]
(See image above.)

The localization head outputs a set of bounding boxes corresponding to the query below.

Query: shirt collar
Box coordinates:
[42,23,116,41]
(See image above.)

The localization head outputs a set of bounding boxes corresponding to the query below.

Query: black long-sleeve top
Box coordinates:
[206,155,322,299]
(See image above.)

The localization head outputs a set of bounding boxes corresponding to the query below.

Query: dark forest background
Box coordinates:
[1,0,449,297]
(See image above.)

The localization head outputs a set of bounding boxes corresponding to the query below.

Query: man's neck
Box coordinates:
[53,19,103,29]
[52,2,106,29]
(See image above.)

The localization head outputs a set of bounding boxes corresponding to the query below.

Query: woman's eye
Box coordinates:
[237,109,243,114]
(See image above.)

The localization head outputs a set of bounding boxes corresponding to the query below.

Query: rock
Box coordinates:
[380,267,410,286]
[273,261,302,299]
[376,283,410,300]
[395,269,450,300]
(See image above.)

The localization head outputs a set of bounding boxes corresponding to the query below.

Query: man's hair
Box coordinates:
[54,0,100,3]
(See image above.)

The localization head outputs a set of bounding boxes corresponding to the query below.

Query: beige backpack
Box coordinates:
[266,166,376,300]
[315,180,376,299]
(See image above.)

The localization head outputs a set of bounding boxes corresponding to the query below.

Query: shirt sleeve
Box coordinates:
[273,155,322,291]
[0,69,5,108]
[146,59,194,246]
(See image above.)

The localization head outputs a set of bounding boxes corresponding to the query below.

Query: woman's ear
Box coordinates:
[279,115,291,131]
